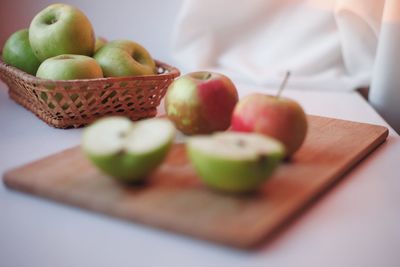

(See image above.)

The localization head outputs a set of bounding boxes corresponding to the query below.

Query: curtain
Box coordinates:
[172,0,399,130]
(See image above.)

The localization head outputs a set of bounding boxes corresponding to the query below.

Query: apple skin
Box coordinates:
[36,54,103,80]
[2,29,41,75]
[82,117,175,183]
[94,40,156,77]
[187,133,284,193]
[29,3,95,61]
[94,36,107,52]
[86,140,172,183]
[231,93,308,157]
[36,54,103,109]
[165,71,239,135]
[188,147,283,193]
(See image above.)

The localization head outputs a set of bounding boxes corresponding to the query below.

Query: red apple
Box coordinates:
[231,93,308,157]
[165,71,238,135]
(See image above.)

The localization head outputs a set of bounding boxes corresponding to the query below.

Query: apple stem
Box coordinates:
[193,72,212,80]
[276,71,291,99]
[203,73,212,80]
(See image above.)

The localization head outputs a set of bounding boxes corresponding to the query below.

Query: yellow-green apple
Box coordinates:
[94,40,156,77]
[187,132,284,193]
[36,54,103,80]
[36,54,103,109]
[82,117,175,183]
[2,29,41,75]
[94,36,107,52]
[165,71,239,135]
[29,3,95,61]
[231,93,308,157]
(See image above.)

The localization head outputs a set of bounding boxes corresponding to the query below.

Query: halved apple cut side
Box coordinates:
[82,117,175,183]
[187,132,285,193]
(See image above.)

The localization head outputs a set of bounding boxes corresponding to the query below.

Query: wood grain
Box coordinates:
[3,115,388,248]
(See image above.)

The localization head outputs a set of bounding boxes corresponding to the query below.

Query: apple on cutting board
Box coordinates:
[82,117,176,184]
[231,72,308,157]
[165,71,239,135]
[187,132,285,193]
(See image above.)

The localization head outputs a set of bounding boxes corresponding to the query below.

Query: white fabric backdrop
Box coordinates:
[172,0,384,90]
[172,0,400,130]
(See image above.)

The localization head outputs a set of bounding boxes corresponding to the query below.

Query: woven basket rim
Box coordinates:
[0,56,180,85]
[0,52,180,128]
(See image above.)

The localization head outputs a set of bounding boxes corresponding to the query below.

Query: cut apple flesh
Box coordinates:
[82,117,133,156]
[187,132,284,193]
[124,118,175,153]
[82,117,175,182]
[190,132,284,160]
[83,117,175,156]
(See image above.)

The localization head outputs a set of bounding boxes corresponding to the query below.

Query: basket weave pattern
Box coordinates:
[0,58,179,128]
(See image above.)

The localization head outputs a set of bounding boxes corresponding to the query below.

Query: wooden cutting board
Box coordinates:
[3,115,388,248]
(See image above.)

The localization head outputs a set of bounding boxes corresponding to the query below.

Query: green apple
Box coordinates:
[29,3,95,61]
[82,117,176,183]
[94,40,156,77]
[187,132,284,193]
[36,54,102,109]
[36,54,103,80]
[94,36,107,52]
[2,29,41,75]
[165,71,238,135]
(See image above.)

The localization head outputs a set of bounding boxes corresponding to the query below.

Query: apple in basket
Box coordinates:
[82,117,176,183]
[36,54,103,80]
[94,40,156,77]
[36,54,103,110]
[29,3,95,61]
[165,71,239,135]
[94,36,108,52]
[231,72,308,157]
[187,132,285,193]
[2,29,41,75]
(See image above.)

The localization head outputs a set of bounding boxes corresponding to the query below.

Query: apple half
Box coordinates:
[187,132,285,193]
[82,117,175,183]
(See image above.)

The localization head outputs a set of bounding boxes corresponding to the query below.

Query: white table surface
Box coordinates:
[0,79,399,267]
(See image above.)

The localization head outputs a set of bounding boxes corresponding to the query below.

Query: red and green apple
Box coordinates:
[231,74,308,157]
[165,71,239,135]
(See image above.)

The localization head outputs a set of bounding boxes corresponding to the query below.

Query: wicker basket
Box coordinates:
[0,57,180,128]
